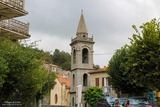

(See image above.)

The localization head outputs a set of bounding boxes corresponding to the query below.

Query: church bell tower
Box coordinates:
[70,12,94,107]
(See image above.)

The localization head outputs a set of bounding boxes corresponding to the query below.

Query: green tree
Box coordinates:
[93,64,100,70]
[0,37,56,106]
[52,49,71,70]
[0,56,8,90]
[36,72,56,105]
[108,46,128,94]
[123,19,160,90]
[108,46,146,96]
[108,19,160,95]
[84,86,104,107]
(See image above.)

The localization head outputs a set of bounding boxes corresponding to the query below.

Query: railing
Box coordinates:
[71,37,94,43]
[0,0,24,11]
[0,18,29,36]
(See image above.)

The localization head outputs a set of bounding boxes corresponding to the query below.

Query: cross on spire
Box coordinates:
[81,10,83,13]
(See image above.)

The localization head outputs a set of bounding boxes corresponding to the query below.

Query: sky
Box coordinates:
[19,0,160,67]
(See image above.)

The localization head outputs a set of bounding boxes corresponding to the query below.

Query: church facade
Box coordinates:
[70,12,94,107]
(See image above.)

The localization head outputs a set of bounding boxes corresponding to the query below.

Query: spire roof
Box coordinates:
[76,12,88,35]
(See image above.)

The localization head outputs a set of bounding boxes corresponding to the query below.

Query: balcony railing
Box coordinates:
[0,0,24,11]
[0,18,30,38]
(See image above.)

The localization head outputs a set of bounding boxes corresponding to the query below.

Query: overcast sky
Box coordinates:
[20,0,160,67]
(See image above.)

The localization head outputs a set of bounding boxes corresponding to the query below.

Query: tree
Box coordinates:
[108,46,146,96]
[52,49,71,70]
[0,56,8,90]
[108,19,160,95]
[0,37,56,106]
[84,86,104,107]
[36,72,56,105]
[108,46,129,94]
[93,64,100,70]
[123,19,160,90]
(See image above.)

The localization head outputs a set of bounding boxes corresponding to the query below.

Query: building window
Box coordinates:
[54,94,58,104]
[73,74,75,87]
[95,78,99,86]
[102,77,104,86]
[72,97,74,106]
[106,78,108,86]
[73,49,76,63]
[82,48,88,63]
[85,102,87,107]
[83,74,88,86]
[52,67,55,71]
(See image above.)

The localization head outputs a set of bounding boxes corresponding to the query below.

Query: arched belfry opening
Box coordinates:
[73,74,75,87]
[83,73,88,86]
[82,48,88,63]
[73,49,76,64]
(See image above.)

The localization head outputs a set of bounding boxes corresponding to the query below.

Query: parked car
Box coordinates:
[97,97,111,107]
[113,98,126,107]
[106,96,117,106]
[123,97,152,107]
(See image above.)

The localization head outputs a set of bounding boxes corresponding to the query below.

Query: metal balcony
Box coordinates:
[0,0,27,21]
[0,18,30,39]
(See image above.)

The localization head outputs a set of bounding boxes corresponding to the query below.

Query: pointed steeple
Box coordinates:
[76,11,88,36]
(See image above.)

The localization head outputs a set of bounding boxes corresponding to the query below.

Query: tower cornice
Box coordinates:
[70,68,94,71]
[70,36,95,46]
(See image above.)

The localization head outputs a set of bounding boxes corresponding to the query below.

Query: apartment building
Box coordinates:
[0,0,30,40]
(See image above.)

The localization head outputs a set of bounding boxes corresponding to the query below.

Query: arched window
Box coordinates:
[82,48,88,63]
[73,74,75,87]
[54,94,58,104]
[72,97,74,106]
[73,49,76,63]
[83,74,88,86]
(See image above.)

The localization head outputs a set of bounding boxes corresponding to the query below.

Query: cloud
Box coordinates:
[27,32,71,53]
[21,0,160,67]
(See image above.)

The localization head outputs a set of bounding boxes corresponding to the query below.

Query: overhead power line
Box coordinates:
[93,53,114,55]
